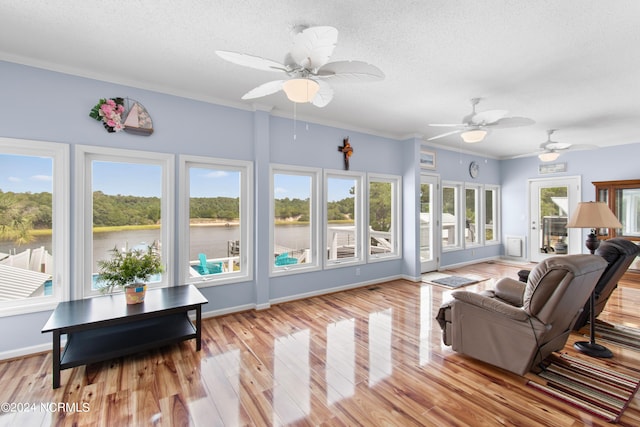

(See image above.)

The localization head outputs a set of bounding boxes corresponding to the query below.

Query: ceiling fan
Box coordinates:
[215,25,384,107]
[427,98,535,142]
[520,129,598,162]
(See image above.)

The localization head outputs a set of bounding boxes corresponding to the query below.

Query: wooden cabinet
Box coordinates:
[593,179,640,274]
[593,179,640,241]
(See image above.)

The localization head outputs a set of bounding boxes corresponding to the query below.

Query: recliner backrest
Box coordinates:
[571,238,639,330]
[594,238,639,298]
[523,256,606,327]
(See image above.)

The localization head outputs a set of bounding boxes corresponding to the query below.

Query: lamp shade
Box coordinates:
[566,201,622,229]
[282,78,320,103]
[538,151,560,162]
[460,129,487,143]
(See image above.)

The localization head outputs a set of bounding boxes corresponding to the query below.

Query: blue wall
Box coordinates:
[501,143,640,258]
[2,59,638,356]
[0,61,419,355]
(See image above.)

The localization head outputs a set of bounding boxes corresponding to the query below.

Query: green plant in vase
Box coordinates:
[96,244,164,304]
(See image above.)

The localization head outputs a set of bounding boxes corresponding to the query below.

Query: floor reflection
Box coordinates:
[368,308,393,386]
[326,318,355,404]
[274,329,310,424]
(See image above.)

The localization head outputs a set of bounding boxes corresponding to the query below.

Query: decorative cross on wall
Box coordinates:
[338,137,353,170]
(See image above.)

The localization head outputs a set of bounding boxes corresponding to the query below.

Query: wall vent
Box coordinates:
[506,236,524,258]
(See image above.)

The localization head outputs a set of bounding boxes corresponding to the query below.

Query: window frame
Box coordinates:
[269,164,322,276]
[367,173,402,262]
[324,169,365,268]
[442,181,463,251]
[75,145,174,298]
[484,184,501,245]
[0,138,70,316]
[464,182,483,247]
[179,155,253,287]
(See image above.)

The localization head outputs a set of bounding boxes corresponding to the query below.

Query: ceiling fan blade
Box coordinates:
[216,50,287,73]
[241,80,285,100]
[471,109,508,125]
[316,60,385,82]
[427,129,463,141]
[568,144,598,151]
[311,79,334,107]
[544,142,571,150]
[290,26,338,70]
[491,116,536,128]
[428,123,465,128]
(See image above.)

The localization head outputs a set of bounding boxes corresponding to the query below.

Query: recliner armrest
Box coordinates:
[494,277,526,307]
[452,290,529,321]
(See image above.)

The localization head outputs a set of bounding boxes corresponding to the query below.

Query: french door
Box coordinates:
[528,177,581,262]
[420,174,440,272]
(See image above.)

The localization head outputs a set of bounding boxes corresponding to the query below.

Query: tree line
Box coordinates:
[1,186,394,243]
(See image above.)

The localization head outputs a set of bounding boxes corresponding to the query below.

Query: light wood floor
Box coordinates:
[1,261,640,426]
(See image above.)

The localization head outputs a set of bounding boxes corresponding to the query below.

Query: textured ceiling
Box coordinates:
[1,0,639,158]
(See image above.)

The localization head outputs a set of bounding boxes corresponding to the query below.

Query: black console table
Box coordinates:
[42,284,208,388]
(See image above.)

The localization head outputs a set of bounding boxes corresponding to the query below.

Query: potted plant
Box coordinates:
[96,244,164,304]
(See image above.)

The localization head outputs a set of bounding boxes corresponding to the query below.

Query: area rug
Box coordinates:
[422,273,482,288]
[590,322,640,352]
[527,353,640,422]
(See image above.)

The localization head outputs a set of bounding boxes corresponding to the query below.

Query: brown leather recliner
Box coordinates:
[436,254,607,376]
[572,238,640,330]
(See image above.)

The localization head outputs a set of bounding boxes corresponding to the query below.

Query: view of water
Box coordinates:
[0,224,312,272]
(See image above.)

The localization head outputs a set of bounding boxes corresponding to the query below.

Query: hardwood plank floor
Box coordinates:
[1,261,639,426]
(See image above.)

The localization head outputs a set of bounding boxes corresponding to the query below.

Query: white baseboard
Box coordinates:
[439,255,501,270]
[0,339,66,362]
[268,274,404,306]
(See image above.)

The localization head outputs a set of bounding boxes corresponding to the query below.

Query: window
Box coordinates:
[0,138,69,316]
[485,185,500,244]
[442,181,500,251]
[325,171,364,266]
[270,165,321,274]
[442,182,462,250]
[179,156,253,285]
[368,174,401,261]
[465,184,481,246]
[76,146,174,298]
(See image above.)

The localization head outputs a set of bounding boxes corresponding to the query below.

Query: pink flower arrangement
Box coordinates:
[89,98,125,132]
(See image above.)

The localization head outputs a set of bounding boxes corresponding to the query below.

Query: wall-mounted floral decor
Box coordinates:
[89,98,154,135]
[90,98,125,132]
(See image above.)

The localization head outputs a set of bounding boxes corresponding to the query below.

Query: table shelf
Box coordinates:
[61,312,196,369]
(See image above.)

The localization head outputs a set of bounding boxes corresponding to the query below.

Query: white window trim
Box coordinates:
[324,169,365,269]
[179,155,253,287]
[442,181,463,252]
[465,182,484,248]
[0,138,70,317]
[269,164,322,276]
[75,145,175,298]
[484,184,501,246]
[367,173,402,262]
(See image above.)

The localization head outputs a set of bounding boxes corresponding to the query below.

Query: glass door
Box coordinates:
[420,174,439,272]
[529,177,581,262]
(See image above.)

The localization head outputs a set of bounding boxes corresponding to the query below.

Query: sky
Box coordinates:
[0,155,354,201]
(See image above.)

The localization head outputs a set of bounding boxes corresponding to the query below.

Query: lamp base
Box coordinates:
[573,341,613,358]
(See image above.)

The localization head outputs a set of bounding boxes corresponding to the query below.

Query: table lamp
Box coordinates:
[566,201,623,358]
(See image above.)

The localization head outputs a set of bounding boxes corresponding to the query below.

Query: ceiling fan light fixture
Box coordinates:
[282,78,320,103]
[460,129,487,143]
[539,151,560,162]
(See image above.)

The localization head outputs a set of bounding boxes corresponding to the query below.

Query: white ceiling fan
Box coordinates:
[215,25,384,107]
[427,98,535,142]
[518,129,598,162]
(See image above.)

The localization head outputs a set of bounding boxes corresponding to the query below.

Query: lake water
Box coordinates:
[1,224,312,271]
